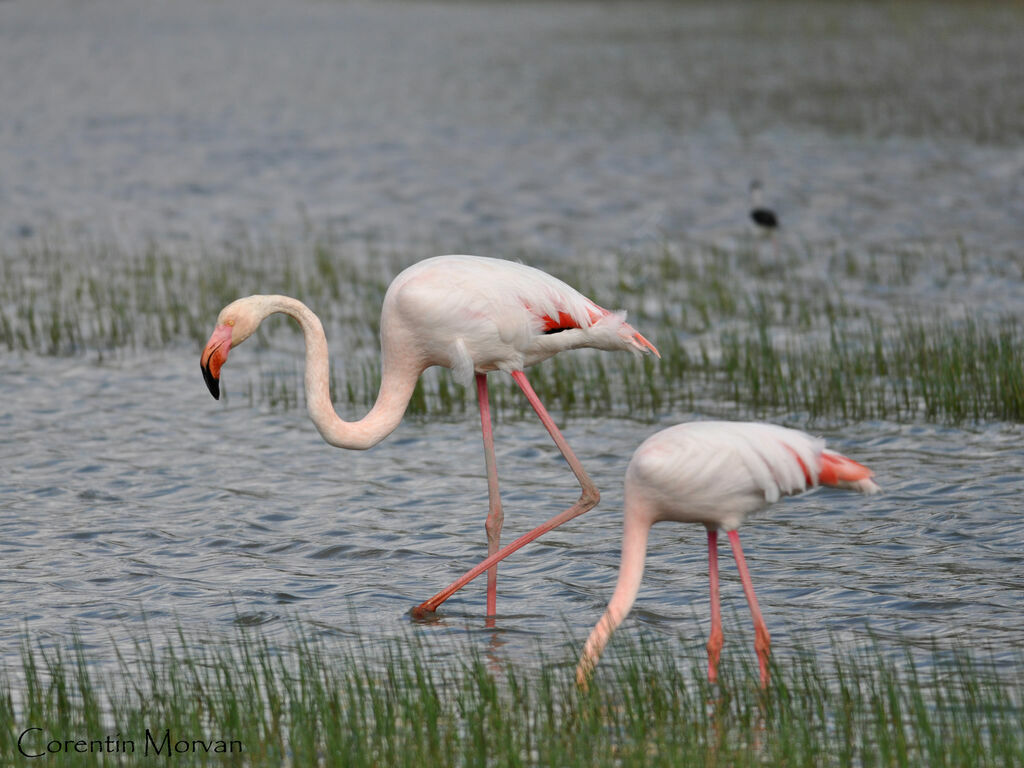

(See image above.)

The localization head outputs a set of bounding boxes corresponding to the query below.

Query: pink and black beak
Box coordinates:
[200,324,233,400]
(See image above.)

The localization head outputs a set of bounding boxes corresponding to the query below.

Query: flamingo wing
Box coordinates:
[629,421,878,530]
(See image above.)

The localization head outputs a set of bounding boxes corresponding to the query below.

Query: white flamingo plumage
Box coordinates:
[200,254,659,618]
[575,421,880,688]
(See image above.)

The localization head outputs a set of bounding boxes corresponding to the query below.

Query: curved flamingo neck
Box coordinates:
[262,295,421,451]
[578,507,650,678]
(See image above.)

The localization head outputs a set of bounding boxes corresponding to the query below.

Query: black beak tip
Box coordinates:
[202,363,221,400]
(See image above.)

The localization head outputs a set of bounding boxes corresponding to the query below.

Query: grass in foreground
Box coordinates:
[1,626,1021,767]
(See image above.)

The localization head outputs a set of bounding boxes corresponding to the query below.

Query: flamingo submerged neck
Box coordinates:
[576,506,651,685]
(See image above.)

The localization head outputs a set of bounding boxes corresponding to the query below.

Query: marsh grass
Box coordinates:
[2,234,1022,424]
[0,625,1020,767]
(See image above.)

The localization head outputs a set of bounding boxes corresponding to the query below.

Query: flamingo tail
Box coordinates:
[630,327,660,358]
[818,451,881,494]
[535,306,660,358]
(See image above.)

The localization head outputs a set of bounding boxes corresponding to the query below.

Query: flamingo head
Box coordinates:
[200,296,265,400]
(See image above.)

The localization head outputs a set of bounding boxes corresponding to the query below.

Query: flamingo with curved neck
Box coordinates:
[201,254,659,618]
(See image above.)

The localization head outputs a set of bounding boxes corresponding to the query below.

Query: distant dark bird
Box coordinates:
[749,180,779,231]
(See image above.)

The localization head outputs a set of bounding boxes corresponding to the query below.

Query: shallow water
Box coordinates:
[1,0,1024,675]
[2,353,1023,671]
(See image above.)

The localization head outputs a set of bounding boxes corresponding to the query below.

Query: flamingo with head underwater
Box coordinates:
[575,421,880,688]
[201,254,659,619]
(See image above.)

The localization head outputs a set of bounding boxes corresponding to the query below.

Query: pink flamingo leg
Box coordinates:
[411,369,599,617]
[706,528,723,684]
[476,373,504,618]
[727,530,771,687]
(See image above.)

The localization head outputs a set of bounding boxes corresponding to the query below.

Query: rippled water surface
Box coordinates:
[3,354,1023,669]
[2,0,1023,252]
[1,0,1024,674]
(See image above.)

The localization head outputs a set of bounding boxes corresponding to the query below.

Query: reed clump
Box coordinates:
[0,627,1020,768]
[2,234,1020,425]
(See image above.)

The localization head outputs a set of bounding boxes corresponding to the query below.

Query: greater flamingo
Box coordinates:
[200,254,659,618]
[575,421,879,688]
